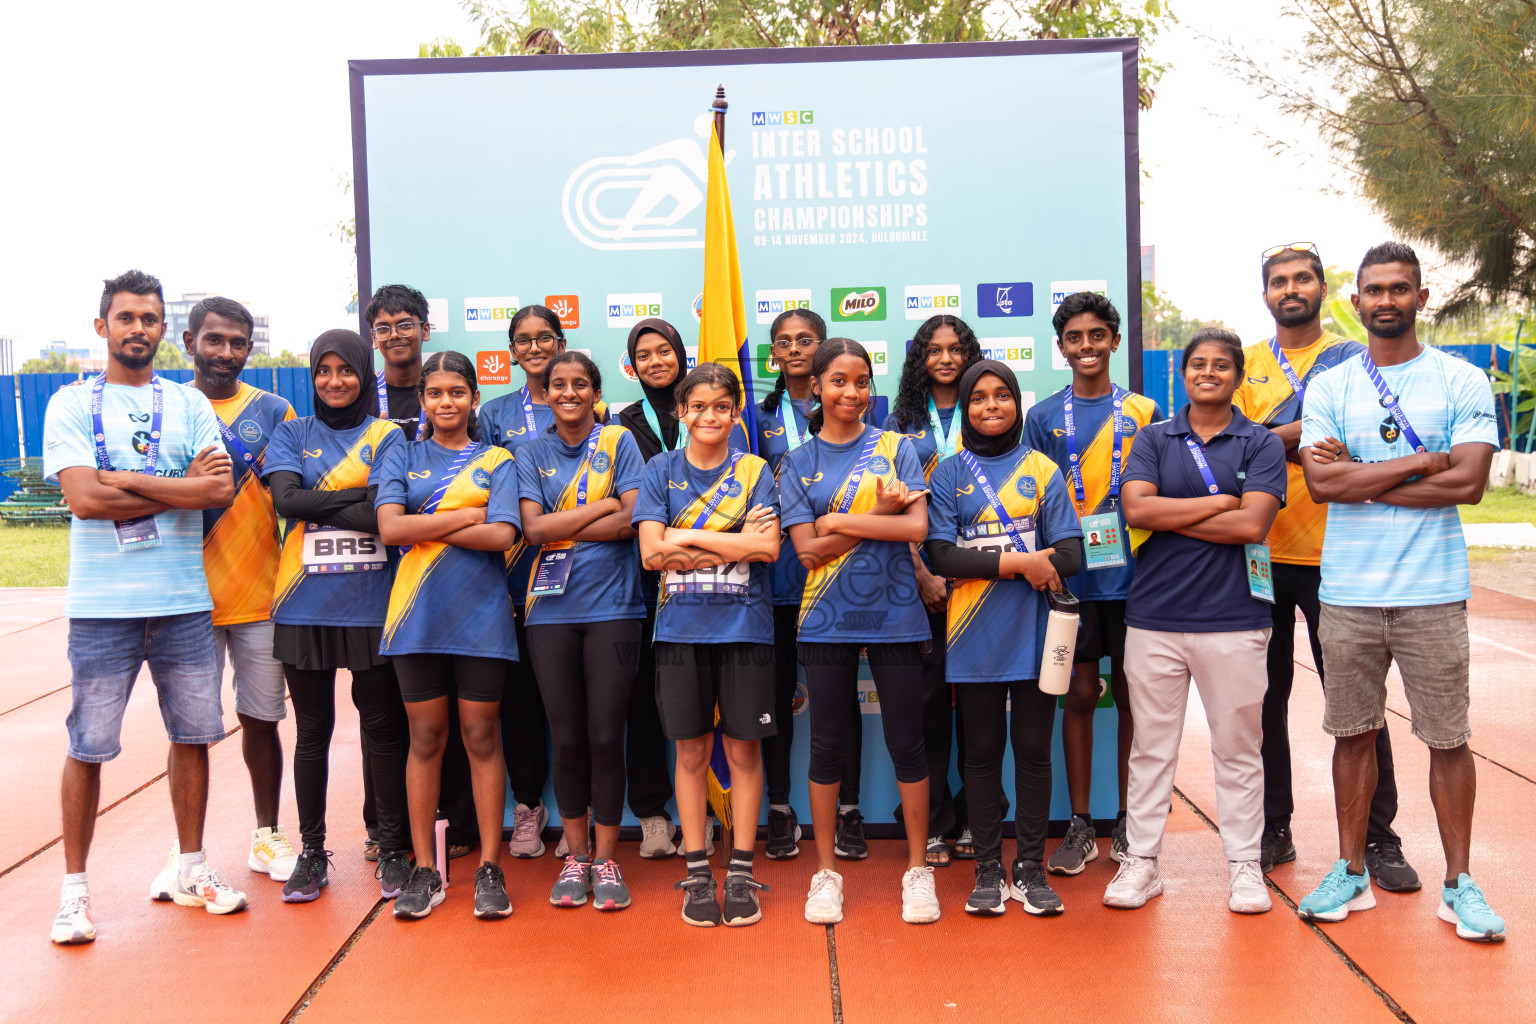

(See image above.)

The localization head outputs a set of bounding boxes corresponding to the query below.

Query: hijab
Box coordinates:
[309,329,376,431]
[957,359,1024,459]
[626,317,689,449]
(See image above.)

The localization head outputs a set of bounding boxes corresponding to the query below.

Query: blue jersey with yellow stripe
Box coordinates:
[515,424,645,624]
[777,425,930,644]
[927,446,1081,682]
[632,449,779,645]
[264,416,403,627]
[374,440,520,659]
[761,399,812,606]
[882,405,961,483]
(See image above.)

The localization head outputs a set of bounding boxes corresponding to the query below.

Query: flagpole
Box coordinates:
[712,84,727,149]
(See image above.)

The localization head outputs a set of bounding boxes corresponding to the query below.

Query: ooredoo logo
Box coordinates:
[754,289,813,325]
[545,295,580,329]
[830,286,886,322]
[904,285,962,320]
[465,297,520,332]
[477,351,512,385]
[606,293,663,328]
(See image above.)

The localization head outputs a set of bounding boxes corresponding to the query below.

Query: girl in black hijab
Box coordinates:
[262,328,413,905]
[619,317,691,461]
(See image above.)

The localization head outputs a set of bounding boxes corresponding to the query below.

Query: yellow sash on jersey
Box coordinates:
[798,430,904,631]
[671,454,766,530]
[525,424,626,610]
[946,450,1048,644]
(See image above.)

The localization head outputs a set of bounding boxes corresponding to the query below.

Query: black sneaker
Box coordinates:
[376,850,412,899]
[1010,859,1064,916]
[964,859,1008,916]
[1260,822,1297,874]
[394,866,444,919]
[473,863,513,919]
[723,871,770,927]
[1047,815,1098,875]
[765,808,802,860]
[282,847,331,904]
[675,872,721,927]
[834,809,868,860]
[1365,839,1422,892]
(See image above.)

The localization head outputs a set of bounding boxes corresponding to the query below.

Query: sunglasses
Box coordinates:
[1261,242,1320,261]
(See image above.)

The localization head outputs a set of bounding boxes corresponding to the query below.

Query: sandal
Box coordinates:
[925,836,951,867]
[953,828,977,860]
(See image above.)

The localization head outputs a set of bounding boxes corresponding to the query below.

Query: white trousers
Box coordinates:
[1123,626,1270,863]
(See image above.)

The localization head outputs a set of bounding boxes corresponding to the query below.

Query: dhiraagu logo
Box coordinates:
[979,338,1035,373]
[830,287,886,322]
[904,285,962,320]
[464,297,519,332]
[606,293,663,328]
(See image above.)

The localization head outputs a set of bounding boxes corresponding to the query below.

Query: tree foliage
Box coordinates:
[19,351,83,374]
[247,350,308,368]
[153,344,189,370]
[1140,280,1216,349]
[1225,0,1536,318]
[422,0,1175,108]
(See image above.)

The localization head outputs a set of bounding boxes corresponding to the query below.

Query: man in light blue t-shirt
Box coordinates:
[1295,242,1504,942]
[43,270,245,946]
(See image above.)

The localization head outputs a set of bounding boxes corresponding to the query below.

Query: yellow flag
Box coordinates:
[698,120,758,453]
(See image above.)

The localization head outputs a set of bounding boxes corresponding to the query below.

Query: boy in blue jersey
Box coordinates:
[1297,242,1504,941]
[1024,293,1162,873]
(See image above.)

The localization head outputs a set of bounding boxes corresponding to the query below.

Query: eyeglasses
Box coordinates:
[772,337,820,352]
[1261,242,1320,262]
[371,320,422,339]
[512,333,560,351]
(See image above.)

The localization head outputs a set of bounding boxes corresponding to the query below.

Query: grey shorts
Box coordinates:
[1318,602,1470,749]
[214,620,288,722]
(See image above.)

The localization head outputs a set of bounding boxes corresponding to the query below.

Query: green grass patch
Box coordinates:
[0,524,70,588]
[1463,486,1536,526]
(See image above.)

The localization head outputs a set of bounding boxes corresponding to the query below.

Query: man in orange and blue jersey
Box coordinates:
[1235,243,1414,889]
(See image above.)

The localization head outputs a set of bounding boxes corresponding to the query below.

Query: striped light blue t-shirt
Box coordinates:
[43,378,224,619]
[1300,346,1498,607]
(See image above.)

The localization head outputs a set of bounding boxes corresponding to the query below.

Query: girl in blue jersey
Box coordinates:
[779,338,939,926]
[262,329,409,905]
[757,309,864,862]
[885,314,984,866]
[517,350,645,911]
[373,351,520,920]
[635,363,781,926]
[925,361,1084,917]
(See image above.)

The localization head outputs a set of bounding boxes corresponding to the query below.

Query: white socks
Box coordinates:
[177,850,206,878]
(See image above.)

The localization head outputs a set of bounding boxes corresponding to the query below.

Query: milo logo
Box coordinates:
[831,286,887,322]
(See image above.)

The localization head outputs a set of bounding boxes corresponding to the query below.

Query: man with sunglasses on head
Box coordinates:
[1233,243,1414,891]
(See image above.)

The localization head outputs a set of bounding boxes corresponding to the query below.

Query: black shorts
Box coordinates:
[654,642,777,741]
[1074,600,1128,663]
[392,653,509,703]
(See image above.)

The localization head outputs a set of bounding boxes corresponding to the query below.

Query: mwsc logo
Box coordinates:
[464,297,520,333]
[1049,280,1109,316]
[606,293,664,328]
[979,338,1035,373]
[755,289,813,325]
[751,110,815,126]
[904,285,962,320]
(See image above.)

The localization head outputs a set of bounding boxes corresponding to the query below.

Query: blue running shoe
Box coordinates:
[591,858,632,911]
[1438,874,1505,942]
[1298,860,1375,922]
[550,855,592,907]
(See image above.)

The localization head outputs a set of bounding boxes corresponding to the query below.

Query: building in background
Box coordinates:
[164,292,271,354]
[43,339,105,373]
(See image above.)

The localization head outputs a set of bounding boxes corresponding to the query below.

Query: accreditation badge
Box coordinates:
[114,514,161,552]
[1080,512,1126,570]
[1244,543,1275,604]
[301,523,388,574]
[530,541,576,597]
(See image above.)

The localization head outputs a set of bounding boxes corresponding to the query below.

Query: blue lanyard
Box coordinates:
[91,374,163,474]
[400,442,482,555]
[1183,437,1221,495]
[641,399,688,452]
[1268,339,1307,406]
[832,431,883,514]
[927,397,960,459]
[216,416,260,469]
[377,371,426,441]
[781,400,809,451]
[688,452,745,529]
[1359,353,1426,452]
[959,449,1033,554]
[1062,384,1124,507]
[574,424,605,507]
[518,387,540,436]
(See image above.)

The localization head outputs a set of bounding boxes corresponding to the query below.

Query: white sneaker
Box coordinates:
[638,816,678,860]
[52,885,95,945]
[804,868,845,924]
[674,816,716,858]
[174,859,249,915]
[901,865,942,924]
[249,826,299,882]
[1103,853,1163,909]
[149,846,178,902]
[1228,860,1272,914]
[508,802,548,858]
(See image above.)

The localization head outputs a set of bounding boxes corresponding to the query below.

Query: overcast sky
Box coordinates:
[0,0,1416,361]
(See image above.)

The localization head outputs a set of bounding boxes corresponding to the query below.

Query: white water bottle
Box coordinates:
[1038,589,1080,695]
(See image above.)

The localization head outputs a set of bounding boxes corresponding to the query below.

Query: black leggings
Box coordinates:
[957,681,1055,864]
[765,604,862,806]
[526,619,642,827]
[627,606,675,819]
[286,662,409,854]
[501,605,549,808]
[800,642,926,786]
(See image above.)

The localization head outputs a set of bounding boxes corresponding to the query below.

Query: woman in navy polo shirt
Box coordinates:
[1105,328,1286,916]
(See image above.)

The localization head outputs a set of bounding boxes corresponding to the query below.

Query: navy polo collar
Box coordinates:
[1169,404,1259,442]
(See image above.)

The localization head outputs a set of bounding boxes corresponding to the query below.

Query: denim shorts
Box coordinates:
[66,613,225,762]
[213,620,287,722]
[1318,602,1471,749]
